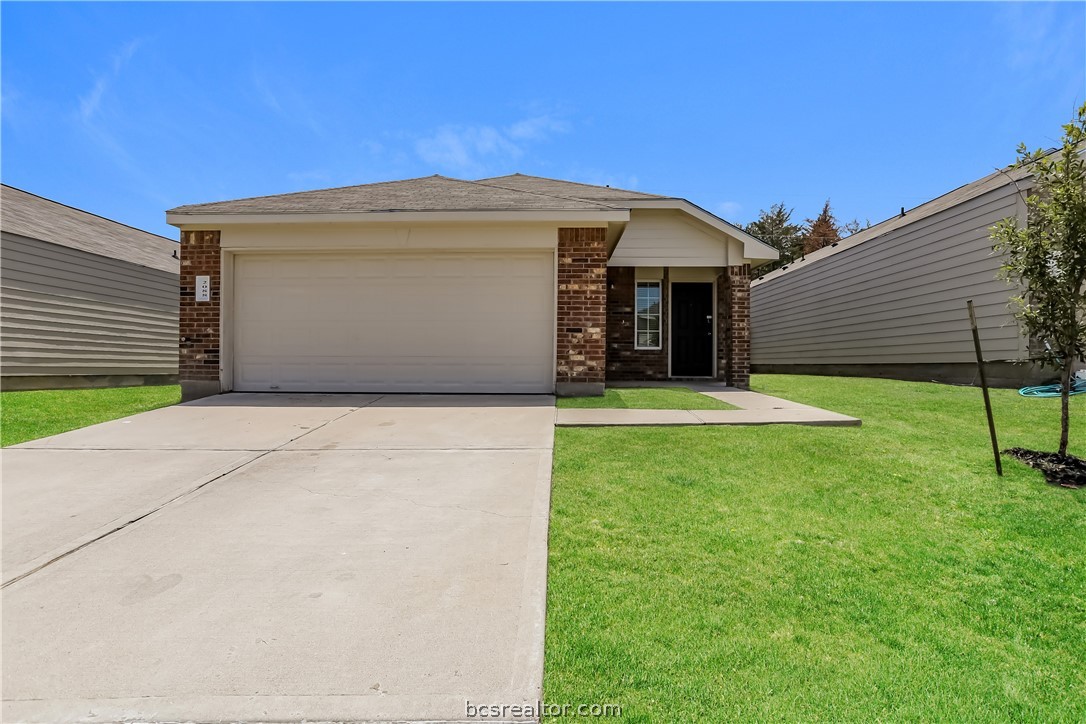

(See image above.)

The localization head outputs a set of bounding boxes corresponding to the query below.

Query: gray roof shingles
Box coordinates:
[474,173,668,201]
[1,185,179,275]
[167,175,626,215]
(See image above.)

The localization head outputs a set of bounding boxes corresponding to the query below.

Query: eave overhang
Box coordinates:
[166,209,631,228]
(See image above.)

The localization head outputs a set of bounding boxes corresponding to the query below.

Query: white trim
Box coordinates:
[552,246,559,392]
[667,279,716,379]
[634,279,663,351]
[168,209,628,227]
[221,250,234,392]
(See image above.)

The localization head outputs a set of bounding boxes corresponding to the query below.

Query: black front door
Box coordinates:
[671,283,714,377]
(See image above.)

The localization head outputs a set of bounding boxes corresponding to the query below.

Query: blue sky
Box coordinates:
[2,2,1083,239]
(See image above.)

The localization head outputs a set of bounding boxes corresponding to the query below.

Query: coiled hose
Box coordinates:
[1019,377,1086,397]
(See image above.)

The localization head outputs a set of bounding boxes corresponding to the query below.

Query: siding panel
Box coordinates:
[609,209,732,267]
[750,184,1026,365]
[1,235,179,377]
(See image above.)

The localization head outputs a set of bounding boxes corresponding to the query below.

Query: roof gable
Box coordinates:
[164,172,778,263]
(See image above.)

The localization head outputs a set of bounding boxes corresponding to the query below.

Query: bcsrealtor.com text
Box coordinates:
[466,700,622,718]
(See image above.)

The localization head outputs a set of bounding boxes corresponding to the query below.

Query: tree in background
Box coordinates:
[843,218,871,236]
[745,203,805,263]
[990,103,1086,456]
[803,200,842,254]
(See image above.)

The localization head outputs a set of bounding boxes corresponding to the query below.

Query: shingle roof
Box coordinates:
[168,175,623,215]
[1,185,179,275]
[474,173,668,201]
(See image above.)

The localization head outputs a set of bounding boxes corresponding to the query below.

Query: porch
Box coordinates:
[605,265,751,388]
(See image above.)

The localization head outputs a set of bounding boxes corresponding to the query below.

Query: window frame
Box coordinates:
[634,280,663,350]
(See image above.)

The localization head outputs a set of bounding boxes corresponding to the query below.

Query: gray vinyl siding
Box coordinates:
[1,233,178,377]
[751,183,1027,366]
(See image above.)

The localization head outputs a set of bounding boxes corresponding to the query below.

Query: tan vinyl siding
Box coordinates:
[609,209,738,267]
[751,183,1026,366]
[1,233,179,376]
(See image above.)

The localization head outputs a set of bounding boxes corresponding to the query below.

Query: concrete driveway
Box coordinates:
[3,393,555,723]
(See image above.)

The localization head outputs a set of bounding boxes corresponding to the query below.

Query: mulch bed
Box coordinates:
[1004,448,1086,488]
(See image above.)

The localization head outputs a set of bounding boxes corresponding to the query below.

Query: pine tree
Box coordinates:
[744,203,804,261]
[803,200,842,254]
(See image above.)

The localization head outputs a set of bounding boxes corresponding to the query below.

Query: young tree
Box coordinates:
[803,200,842,254]
[745,203,804,262]
[990,103,1086,456]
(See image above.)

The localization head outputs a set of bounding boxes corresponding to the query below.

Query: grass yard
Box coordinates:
[558,386,737,410]
[545,374,1085,721]
[0,385,180,446]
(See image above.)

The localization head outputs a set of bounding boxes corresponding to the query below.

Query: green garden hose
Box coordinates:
[1018,377,1086,397]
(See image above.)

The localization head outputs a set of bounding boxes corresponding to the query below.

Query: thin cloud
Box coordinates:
[79,38,142,121]
[996,3,1084,76]
[415,126,520,174]
[75,38,172,207]
[251,68,325,137]
[992,3,1085,114]
[507,115,570,141]
[414,114,570,176]
[716,201,742,219]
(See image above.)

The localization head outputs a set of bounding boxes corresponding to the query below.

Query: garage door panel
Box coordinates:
[233,252,554,393]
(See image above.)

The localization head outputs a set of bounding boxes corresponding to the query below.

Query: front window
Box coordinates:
[635,281,661,349]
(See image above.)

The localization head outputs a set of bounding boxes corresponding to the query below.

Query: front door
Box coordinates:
[671,282,714,377]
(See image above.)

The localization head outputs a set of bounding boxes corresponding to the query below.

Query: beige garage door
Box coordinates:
[232,252,554,393]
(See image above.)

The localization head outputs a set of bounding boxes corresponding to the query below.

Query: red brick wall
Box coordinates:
[719,264,751,388]
[606,267,669,380]
[179,230,221,384]
[556,228,607,384]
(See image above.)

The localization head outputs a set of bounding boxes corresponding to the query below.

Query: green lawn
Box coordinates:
[1,385,181,446]
[558,386,737,410]
[545,374,1085,721]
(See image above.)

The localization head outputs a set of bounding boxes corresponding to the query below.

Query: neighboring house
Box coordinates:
[749,162,1053,387]
[1,185,180,391]
[165,174,778,400]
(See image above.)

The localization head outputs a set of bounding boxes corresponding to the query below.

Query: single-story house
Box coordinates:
[749,160,1057,387]
[165,174,778,400]
[1,185,180,391]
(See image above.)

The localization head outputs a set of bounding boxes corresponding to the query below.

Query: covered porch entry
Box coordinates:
[604,266,751,387]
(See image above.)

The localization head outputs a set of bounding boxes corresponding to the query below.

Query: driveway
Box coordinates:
[2,393,555,723]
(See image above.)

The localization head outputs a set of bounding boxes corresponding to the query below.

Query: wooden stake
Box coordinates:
[967,300,1002,476]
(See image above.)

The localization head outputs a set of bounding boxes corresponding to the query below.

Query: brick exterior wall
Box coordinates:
[179,230,222,392]
[556,228,608,387]
[606,267,669,380]
[605,264,752,388]
[719,264,751,389]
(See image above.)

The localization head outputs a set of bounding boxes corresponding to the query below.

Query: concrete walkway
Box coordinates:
[555,382,860,427]
[3,393,555,724]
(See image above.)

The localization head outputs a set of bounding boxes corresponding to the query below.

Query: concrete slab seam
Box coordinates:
[2,397,385,589]
[0,451,260,587]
